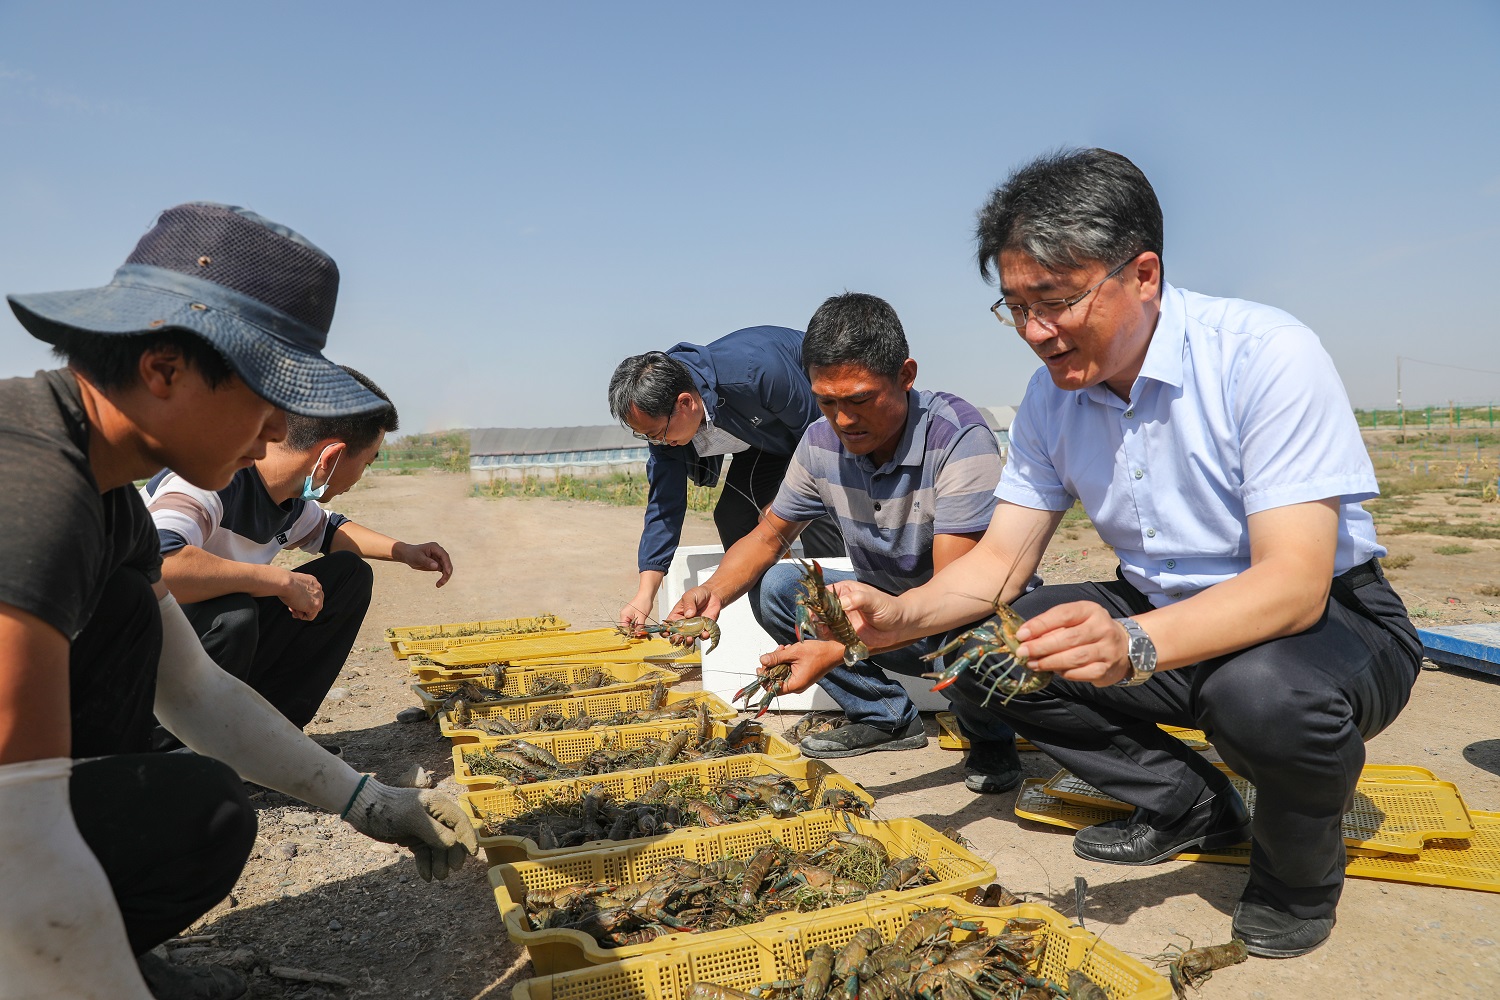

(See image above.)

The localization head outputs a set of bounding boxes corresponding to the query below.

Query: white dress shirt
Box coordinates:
[998,282,1382,608]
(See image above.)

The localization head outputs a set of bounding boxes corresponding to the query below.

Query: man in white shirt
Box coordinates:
[143,367,452,741]
[776,149,1420,960]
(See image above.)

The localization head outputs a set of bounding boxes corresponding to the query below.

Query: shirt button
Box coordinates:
[1124,409,1135,419]
[1133,469,1143,480]
[873,501,882,511]
[1166,559,1176,569]
[1146,528,1156,538]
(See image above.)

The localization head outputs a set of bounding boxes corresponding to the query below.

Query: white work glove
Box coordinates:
[0,758,154,999]
[153,593,476,878]
[340,777,479,880]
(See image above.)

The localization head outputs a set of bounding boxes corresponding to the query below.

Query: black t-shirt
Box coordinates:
[0,369,162,640]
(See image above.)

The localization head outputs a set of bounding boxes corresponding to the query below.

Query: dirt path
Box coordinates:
[185,471,1500,998]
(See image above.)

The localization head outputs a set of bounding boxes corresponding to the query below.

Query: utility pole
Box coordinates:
[1396,355,1406,441]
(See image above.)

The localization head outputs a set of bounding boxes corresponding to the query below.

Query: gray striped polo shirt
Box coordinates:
[771,389,1001,595]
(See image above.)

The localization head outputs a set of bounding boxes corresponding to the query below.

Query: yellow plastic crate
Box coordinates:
[406,628,634,668]
[412,661,682,717]
[493,816,996,975]
[1038,764,1473,854]
[463,755,871,864]
[439,688,737,745]
[510,895,1169,1000]
[1347,810,1500,893]
[452,720,801,790]
[408,636,690,673]
[505,644,700,667]
[409,647,698,683]
[384,613,567,654]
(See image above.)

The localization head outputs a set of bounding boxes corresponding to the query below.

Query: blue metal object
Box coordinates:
[1418,624,1500,678]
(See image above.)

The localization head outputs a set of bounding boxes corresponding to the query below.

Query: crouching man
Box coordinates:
[0,202,475,1000]
[670,293,1020,790]
[143,365,452,740]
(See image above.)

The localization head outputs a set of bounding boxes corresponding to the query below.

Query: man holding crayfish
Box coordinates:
[667,292,1023,792]
[773,149,1421,959]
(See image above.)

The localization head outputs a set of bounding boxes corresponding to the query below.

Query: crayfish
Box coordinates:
[620,616,722,654]
[793,558,869,666]
[921,599,1050,707]
[735,662,792,717]
[1146,936,1249,999]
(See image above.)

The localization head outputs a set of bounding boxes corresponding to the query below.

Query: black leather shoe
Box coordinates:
[1073,788,1251,865]
[138,952,248,1000]
[963,739,1022,793]
[1232,901,1335,957]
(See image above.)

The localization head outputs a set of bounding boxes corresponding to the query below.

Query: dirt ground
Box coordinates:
[181,469,1500,999]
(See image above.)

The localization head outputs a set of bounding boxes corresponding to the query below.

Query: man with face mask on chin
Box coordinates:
[142,366,454,742]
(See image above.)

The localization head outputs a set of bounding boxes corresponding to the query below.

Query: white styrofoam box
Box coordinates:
[658,544,951,713]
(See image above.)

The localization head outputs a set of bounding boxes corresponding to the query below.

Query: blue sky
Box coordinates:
[3,2,1497,432]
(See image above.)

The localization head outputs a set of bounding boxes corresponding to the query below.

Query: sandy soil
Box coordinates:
[179,470,1500,999]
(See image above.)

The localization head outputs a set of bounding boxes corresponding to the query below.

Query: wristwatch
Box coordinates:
[1115,617,1157,686]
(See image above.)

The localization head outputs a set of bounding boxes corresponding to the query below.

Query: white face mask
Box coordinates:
[301,446,341,501]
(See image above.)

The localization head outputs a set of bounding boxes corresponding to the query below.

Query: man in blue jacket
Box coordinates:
[609,326,844,629]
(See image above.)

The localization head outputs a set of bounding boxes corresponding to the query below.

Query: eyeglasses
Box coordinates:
[991,257,1133,332]
[630,402,677,445]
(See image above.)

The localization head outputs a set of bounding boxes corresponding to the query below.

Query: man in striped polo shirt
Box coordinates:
[668,292,1021,791]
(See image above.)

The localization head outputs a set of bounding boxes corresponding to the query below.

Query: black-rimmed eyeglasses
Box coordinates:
[630,402,677,445]
[991,257,1133,331]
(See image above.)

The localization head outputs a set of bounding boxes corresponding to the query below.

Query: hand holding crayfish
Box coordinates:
[1005,600,1134,687]
[836,580,1134,687]
[752,640,850,701]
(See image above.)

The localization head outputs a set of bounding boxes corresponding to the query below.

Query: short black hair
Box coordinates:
[975,147,1164,284]
[607,351,696,422]
[801,292,909,378]
[51,327,236,390]
[284,366,398,452]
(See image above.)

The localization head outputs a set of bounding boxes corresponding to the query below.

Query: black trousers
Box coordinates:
[73,754,257,954]
[714,446,845,559]
[66,568,257,952]
[952,562,1421,918]
[181,550,373,730]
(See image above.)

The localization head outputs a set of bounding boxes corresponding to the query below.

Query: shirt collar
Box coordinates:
[1077,281,1186,408]
[857,389,928,474]
[1137,281,1186,389]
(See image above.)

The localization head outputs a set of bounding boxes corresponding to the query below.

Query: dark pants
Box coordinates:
[951,562,1421,918]
[66,569,257,952]
[73,754,257,954]
[181,551,373,730]
[714,446,845,559]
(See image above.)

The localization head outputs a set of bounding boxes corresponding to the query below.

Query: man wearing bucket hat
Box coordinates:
[0,202,477,1000]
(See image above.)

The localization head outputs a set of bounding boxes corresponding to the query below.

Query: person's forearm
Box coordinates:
[152,592,361,812]
[893,538,1035,643]
[160,545,293,604]
[1124,557,1330,673]
[632,571,665,612]
[702,521,792,608]
[330,520,399,560]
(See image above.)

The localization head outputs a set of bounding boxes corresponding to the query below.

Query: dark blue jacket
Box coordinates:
[639,325,820,573]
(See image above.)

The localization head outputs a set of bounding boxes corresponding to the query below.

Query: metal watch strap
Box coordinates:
[1116,617,1157,687]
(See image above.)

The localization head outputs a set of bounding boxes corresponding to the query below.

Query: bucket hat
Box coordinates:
[7,201,386,417]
